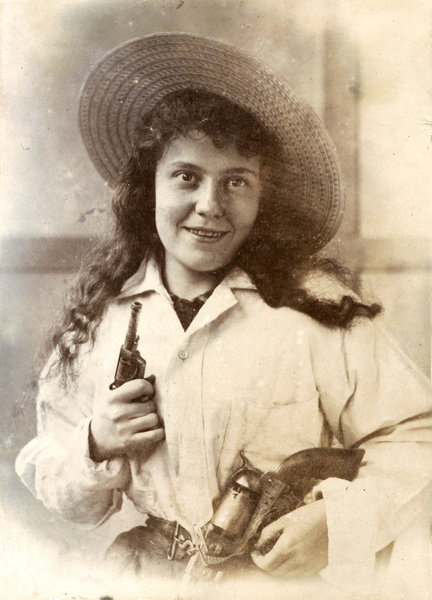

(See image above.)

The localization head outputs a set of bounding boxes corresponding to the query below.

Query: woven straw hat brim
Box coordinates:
[78,33,344,250]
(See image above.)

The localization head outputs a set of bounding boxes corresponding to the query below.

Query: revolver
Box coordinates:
[179,446,365,594]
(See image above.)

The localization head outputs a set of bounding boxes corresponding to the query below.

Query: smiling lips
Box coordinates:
[185,227,228,240]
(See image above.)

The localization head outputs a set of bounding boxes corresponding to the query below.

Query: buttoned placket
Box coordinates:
[160,282,241,525]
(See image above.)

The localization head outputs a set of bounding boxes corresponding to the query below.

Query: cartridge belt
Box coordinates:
[147,515,195,561]
[106,515,195,564]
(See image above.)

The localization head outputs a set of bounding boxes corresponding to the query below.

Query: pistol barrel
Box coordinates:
[123,301,142,350]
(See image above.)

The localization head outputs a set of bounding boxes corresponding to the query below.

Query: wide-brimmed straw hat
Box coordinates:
[79,32,344,250]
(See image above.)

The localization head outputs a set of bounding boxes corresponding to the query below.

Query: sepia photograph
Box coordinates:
[1,1,431,599]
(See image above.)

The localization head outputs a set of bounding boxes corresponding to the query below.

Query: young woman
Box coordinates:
[16,33,432,592]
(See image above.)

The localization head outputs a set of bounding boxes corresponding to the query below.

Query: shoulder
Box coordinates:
[232,272,386,363]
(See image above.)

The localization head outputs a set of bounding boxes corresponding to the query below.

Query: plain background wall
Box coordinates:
[0,0,431,596]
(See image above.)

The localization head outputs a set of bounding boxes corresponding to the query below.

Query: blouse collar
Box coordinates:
[117,252,257,301]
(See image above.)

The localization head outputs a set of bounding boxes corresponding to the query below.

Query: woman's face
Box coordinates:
[154,132,262,290]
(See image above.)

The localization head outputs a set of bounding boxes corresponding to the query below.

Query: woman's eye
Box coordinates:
[227,177,246,188]
[174,171,196,183]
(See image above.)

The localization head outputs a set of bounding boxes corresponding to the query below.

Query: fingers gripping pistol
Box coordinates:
[110,301,146,389]
[179,446,365,594]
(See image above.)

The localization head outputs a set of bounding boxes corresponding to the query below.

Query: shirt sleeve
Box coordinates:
[15,348,131,528]
[312,317,432,550]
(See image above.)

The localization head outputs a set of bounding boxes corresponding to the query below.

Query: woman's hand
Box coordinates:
[251,499,328,578]
[89,377,164,461]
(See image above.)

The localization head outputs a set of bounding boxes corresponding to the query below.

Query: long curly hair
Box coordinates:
[53,89,381,383]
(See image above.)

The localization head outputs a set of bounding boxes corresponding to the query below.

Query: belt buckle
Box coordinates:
[167,522,196,561]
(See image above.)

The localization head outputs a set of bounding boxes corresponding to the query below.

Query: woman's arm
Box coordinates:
[329,319,432,549]
[15,350,132,528]
[253,317,432,579]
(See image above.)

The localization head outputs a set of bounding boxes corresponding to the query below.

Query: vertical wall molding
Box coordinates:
[322,23,361,239]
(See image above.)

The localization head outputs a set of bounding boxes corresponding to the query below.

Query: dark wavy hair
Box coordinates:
[52,89,381,383]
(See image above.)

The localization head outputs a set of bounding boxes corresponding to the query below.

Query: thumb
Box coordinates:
[145,374,156,385]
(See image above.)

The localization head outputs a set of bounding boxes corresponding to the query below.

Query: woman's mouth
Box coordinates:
[185,227,228,240]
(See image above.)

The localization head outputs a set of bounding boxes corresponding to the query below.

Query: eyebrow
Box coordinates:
[225,167,260,177]
[167,161,260,177]
[168,161,201,171]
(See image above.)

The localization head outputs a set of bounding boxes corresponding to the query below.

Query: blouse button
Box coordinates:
[178,350,188,360]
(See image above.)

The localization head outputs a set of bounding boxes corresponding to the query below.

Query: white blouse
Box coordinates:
[16,254,432,587]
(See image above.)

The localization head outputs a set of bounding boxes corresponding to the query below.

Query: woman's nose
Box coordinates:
[195,181,225,218]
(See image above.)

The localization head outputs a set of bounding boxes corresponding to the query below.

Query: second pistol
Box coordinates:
[110,301,147,390]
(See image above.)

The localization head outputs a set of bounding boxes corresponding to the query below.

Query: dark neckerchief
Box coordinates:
[169,290,213,331]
